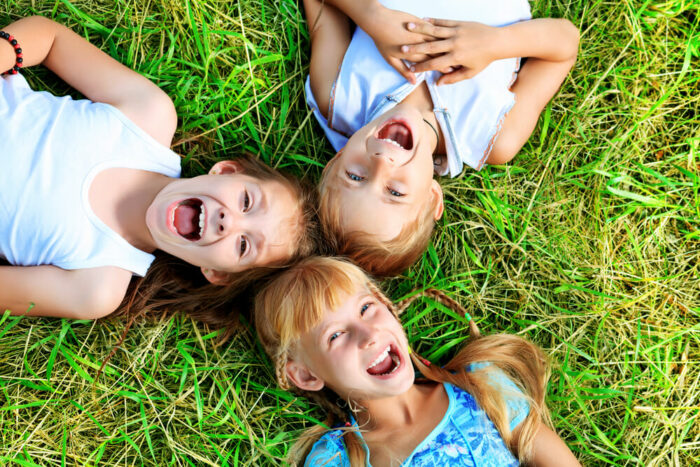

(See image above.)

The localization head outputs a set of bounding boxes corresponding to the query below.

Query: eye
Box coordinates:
[239,236,248,257]
[346,171,364,182]
[388,188,404,197]
[243,190,251,212]
[360,303,371,316]
[329,331,342,342]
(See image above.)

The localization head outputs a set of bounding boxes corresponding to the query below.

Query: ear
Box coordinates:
[286,358,325,391]
[209,160,243,175]
[201,267,232,285]
[430,180,445,220]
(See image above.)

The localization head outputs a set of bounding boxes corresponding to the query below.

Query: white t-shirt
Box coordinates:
[0,74,181,276]
[306,0,532,177]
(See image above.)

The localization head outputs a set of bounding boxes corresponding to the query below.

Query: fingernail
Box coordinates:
[401,45,409,53]
[407,22,415,30]
[410,65,415,72]
[446,67,454,73]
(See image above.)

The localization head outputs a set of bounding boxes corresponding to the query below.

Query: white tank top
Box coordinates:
[306,0,532,177]
[0,74,181,276]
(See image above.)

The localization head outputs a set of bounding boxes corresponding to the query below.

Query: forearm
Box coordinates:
[0,265,129,319]
[494,18,579,63]
[324,0,380,29]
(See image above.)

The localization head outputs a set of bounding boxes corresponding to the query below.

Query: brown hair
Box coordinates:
[254,257,550,466]
[111,154,323,340]
[318,155,436,278]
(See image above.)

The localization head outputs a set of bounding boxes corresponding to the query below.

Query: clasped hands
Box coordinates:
[361,6,499,85]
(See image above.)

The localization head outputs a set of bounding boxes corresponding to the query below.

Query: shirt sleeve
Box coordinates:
[304,75,349,152]
[304,430,351,467]
[467,362,530,431]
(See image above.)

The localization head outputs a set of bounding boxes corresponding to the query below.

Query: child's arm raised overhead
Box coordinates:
[303,0,352,119]
[0,16,176,146]
[404,18,580,164]
[0,16,175,318]
[319,0,432,84]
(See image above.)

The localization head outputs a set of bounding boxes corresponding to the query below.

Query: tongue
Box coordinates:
[367,353,394,375]
[174,204,198,236]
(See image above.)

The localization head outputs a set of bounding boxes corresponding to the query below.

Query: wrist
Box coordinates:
[490,25,513,61]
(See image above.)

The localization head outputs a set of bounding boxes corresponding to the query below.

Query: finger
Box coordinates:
[437,68,475,86]
[401,39,453,56]
[388,57,416,85]
[406,21,455,39]
[410,55,454,74]
[425,17,460,28]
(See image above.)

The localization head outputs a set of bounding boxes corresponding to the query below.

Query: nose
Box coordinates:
[214,206,235,235]
[357,323,378,350]
[370,149,397,165]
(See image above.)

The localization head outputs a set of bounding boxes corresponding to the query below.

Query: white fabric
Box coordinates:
[305,0,531,177]
[0,74,181,276]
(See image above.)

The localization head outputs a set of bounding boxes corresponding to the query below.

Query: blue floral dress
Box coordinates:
[304,365,529,466]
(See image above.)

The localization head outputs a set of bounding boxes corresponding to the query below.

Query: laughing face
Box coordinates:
[325,105,444,241]
[287,286,414,402]
[145,161,300,282]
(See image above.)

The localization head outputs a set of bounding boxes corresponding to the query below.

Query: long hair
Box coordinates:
[112,154,323,340]
[254,257,550,466]
[318,155,436,278]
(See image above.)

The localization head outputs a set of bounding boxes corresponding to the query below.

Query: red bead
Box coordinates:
[16,63,22,68]
[10,69,17,75]
[7,35,13,41]
[13,44,20,50]
[16,53,22,58]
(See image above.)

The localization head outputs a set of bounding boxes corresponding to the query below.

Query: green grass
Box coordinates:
[1,0,698,465]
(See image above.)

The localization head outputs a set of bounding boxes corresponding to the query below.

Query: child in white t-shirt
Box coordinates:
[304,0,579,277]
[0,16,319,321]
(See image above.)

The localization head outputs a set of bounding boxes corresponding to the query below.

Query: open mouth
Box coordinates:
[376,119,413,150]
[366,345,402,377]
[172,198,205,241]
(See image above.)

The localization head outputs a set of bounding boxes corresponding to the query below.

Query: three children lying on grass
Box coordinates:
[1,0,580,463]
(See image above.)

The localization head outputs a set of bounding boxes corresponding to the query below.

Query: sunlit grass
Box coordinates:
[0,0,698,465]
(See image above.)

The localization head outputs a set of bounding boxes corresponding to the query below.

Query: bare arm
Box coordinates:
[522,422,581,467]
[303,0,353,119]
[0,265,131,319]
[0,16,176,146]
[404,18,579,164]
[323,0,433,83]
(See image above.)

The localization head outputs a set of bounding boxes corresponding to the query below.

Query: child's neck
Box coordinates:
[355,381,446,433]
[353,382,449,463]
[89,168,171,253]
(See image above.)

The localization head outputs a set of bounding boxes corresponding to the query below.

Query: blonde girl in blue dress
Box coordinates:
[255,257,580,466]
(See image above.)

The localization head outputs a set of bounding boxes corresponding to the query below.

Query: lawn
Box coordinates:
[0,0,698,465]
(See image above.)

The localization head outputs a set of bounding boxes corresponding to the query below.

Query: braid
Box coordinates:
[397,288,480,338]
[275,350,291,390]
[367,281,399,319]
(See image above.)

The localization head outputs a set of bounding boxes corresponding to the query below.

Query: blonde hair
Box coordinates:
[254,257,550,466]
[318,155,436,278]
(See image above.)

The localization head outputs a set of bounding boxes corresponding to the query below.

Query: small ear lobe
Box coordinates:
[209,160,243,175]
[201,267,232,285]
[430,180,445,220]
[286,359,325,391]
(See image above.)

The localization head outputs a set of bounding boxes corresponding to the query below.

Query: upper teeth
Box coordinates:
[198,210,204,235]
[368,346,391,369]
[380,138,404,149]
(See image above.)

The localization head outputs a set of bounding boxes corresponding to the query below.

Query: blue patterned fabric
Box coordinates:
[305,365,529,466]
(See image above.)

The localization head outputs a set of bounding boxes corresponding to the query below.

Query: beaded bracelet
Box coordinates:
[0,31,23,75]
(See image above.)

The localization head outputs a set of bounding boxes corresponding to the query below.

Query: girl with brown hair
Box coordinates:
[255,257,580,466]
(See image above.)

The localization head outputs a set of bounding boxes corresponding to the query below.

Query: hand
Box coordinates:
[402,19,500,85]
[358,5,434,84]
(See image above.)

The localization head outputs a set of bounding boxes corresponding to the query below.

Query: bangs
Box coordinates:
[273,258,368,347]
